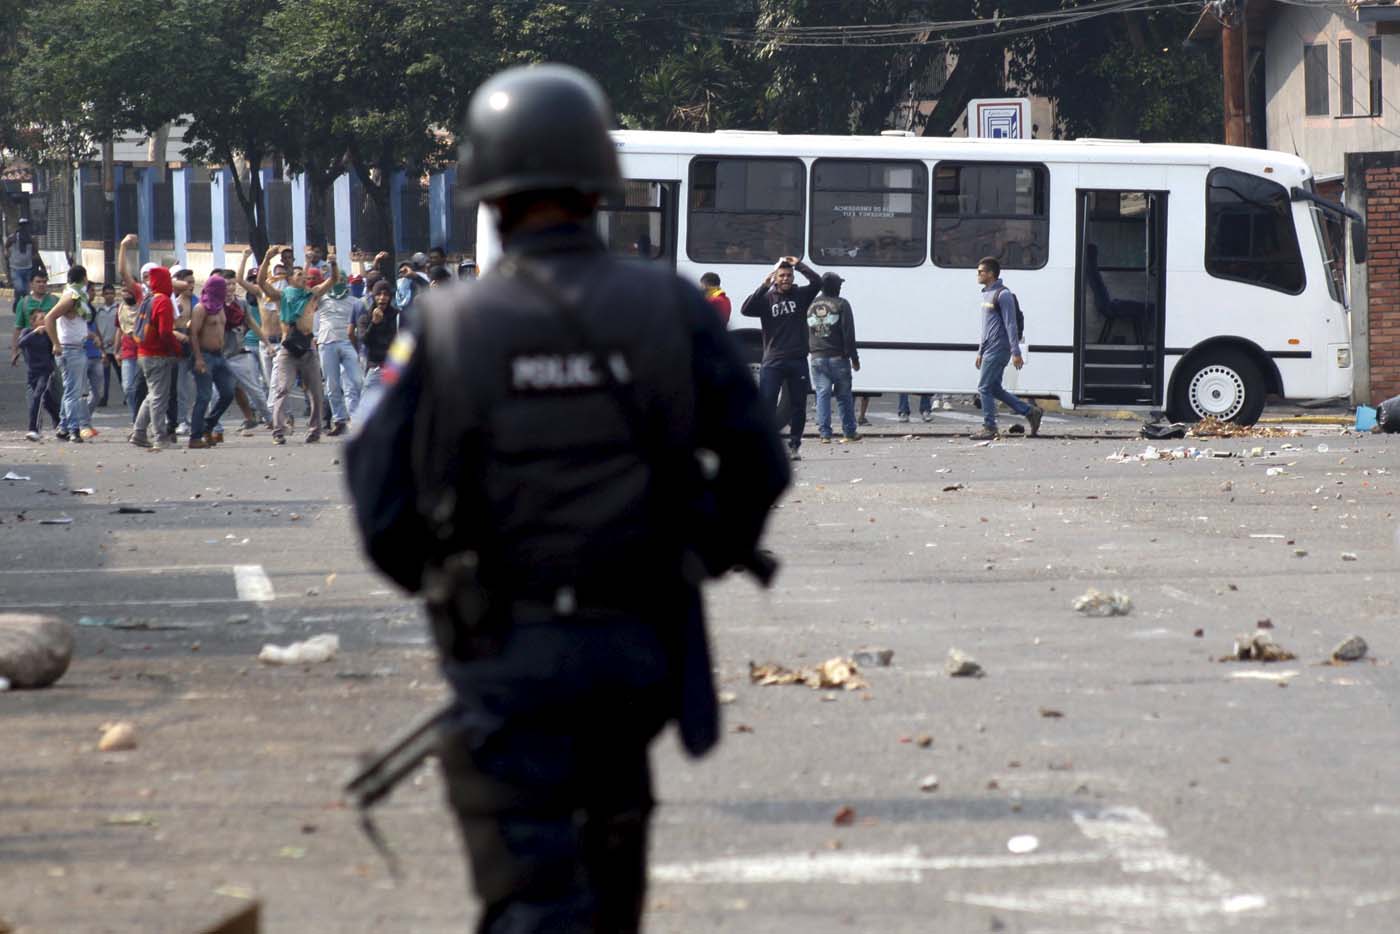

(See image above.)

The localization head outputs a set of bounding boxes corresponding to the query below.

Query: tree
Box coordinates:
[1012,7,1222,142]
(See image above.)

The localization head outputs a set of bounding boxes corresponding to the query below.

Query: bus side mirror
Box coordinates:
[1353,221,1367,265]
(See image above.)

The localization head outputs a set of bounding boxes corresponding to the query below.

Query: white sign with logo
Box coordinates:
[967,98,1031,140]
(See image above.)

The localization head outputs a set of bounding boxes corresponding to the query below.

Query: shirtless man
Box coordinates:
[188,273,238,449]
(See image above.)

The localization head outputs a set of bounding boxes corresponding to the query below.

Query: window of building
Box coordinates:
[1304,43,1329,116]
[79,166,103,240]
[597,180,674,261]
[152,172,176,243]
[265,177,293,246]
[1205,168,1305,294]
[224,176,252,246]
[1371,36,1384,116]
[188,167,212,243]
[1340,39,1354,116]
[687,157,805,263]
[810,159,927,266]
[932,162,1048,269]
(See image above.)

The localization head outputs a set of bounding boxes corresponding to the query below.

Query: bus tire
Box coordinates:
[1168,349,1266,425]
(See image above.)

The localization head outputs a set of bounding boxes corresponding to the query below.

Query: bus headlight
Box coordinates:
[1337,347,1352,368]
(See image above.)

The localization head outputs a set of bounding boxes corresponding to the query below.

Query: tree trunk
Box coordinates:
[227,148,270,257]
[350,157,395,264]
[922,45,1005,137]
[305,174,331,251]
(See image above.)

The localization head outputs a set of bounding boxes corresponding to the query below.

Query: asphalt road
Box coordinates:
[2,342,1397,934]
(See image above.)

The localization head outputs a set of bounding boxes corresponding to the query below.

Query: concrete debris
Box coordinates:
[919,774,940,792]
[258,633,340,665]
[98,721,138,752]
[1223,630,1297,663]
[915,734,933,748]
[749,657,868,691]
[2,472,31,481]
[1072,588,1133,617]
[1341,552,1358,562]
[851,647,894,668]
[833,805,856,826]
[1331,635,1369,663]
[946,648,985,678]
[0,614,74,688]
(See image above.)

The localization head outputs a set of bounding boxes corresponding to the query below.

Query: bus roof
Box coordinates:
[611,129,1313,180]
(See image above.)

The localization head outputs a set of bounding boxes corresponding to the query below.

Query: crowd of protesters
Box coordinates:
[9,231,470,451]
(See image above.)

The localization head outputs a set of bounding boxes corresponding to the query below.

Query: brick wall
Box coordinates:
[1345,151,1400,403]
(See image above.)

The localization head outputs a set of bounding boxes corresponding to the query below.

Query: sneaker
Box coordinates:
[79,427,98,440]
[819,436,832,444]
[1025,405,1044,437]
[70,432,84,444]
[189,438,209,449]
[272,433,287,445]
[327,421,347,437]
[129,432,151,449]
[921,413,933,422]
[304,432,320,444]
[788,447,802,462]
[857,416,870,427]
[210,430,224,444]
[175,422,191,437]
[25,430,40,442]
[897,413,910,423]
[240,418,259,431]
[970,427,999,441]
[840,434,861,443]
[55,429,69,441]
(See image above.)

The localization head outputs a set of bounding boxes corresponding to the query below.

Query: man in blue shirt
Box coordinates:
[972,256,1042,440]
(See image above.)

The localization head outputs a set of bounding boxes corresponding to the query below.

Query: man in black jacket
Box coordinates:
[741,255,821,460]
[807,272,860,443]
[345,64,788,934]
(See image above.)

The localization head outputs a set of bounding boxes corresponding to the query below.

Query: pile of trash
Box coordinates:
[749,657,868,691]
[1188,417,1302,439]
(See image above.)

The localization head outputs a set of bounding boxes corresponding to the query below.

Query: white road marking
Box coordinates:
[949,806,1268,928]
[1,598,261,609]
[651,847,1106,885]
[0,565,236,575]
[233,565,276,602]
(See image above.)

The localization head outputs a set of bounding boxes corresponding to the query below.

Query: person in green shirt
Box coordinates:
[12,271,56,356]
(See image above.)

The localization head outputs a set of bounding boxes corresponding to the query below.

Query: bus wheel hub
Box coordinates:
[1189,365,1245,420]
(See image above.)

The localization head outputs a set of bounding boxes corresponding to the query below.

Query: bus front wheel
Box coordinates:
[1169,350,1266,425]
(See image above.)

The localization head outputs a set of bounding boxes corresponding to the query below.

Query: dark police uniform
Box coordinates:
[345,64,789,934]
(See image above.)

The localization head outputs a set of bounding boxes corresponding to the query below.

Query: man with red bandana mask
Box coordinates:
[129,265,181,450]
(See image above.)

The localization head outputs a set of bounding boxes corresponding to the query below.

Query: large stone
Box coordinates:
[0,614,75,688]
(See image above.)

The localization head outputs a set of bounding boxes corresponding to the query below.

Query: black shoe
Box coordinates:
[970,427,999,441]
[789,447,802,462]
[55,429,69,441]
[1026,405,1044,437]
[327,421,347,437]
[272,433,287,445]
[240,419,258,431]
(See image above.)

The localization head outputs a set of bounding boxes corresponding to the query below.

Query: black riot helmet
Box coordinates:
[458,64,622,204]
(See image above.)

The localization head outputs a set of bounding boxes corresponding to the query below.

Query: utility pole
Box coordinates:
[1220,0,1248,145]
[102,136,116,285]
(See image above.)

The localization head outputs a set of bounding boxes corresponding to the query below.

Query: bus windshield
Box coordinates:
[1310,203,1346,306]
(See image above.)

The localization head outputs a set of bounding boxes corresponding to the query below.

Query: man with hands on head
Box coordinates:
[740,254,822,460]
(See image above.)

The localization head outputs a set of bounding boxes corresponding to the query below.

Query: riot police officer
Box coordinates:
[345,64,789,933]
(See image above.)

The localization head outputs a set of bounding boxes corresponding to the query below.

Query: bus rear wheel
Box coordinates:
[1169,350,1266,425]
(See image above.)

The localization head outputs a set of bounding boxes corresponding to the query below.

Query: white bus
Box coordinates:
[481,131,1361,424]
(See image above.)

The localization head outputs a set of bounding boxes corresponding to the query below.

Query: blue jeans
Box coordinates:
[811,356,856,439]
[977,350,1030,429]
[191,351,237,439]
[56,346,89,432]
[898,394,932,417]
[83,357,102,418]
[26,367,58,432]
[122,357,147,423]
[758,357,809,450]
[319,341,363,424]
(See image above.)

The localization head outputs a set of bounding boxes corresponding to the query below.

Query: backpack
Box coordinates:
[131,292,156,344]
[996,287,1025,341]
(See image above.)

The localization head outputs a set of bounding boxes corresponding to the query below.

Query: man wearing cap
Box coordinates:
[807,271,860,444]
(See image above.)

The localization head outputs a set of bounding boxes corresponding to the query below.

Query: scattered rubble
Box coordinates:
[749,657,868,691]
[1189,416,1301,438]
[258,634,340,665]
[851,647,894,668]
[918,774,940,792]
[1222,630,1297,662]
[1341,552,1358,562]
[1331,635,1369,663]
[0,614,74,688]
[1073,588,1133,617]
[946,649,984,678]
[98,722,138,752]
[832,806,856,826]
[1006,835,1040,855]
[915,734,933,748]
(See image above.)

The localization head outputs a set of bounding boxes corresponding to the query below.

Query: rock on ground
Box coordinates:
[1332,635,1369,663]
[0,614,74,689]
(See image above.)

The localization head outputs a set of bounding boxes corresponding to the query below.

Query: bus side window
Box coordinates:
[687,157,806,264]
[1204,168,1305,294]
[932,163,1048,270]
[596,180,673,261]
[810,159,928,267]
